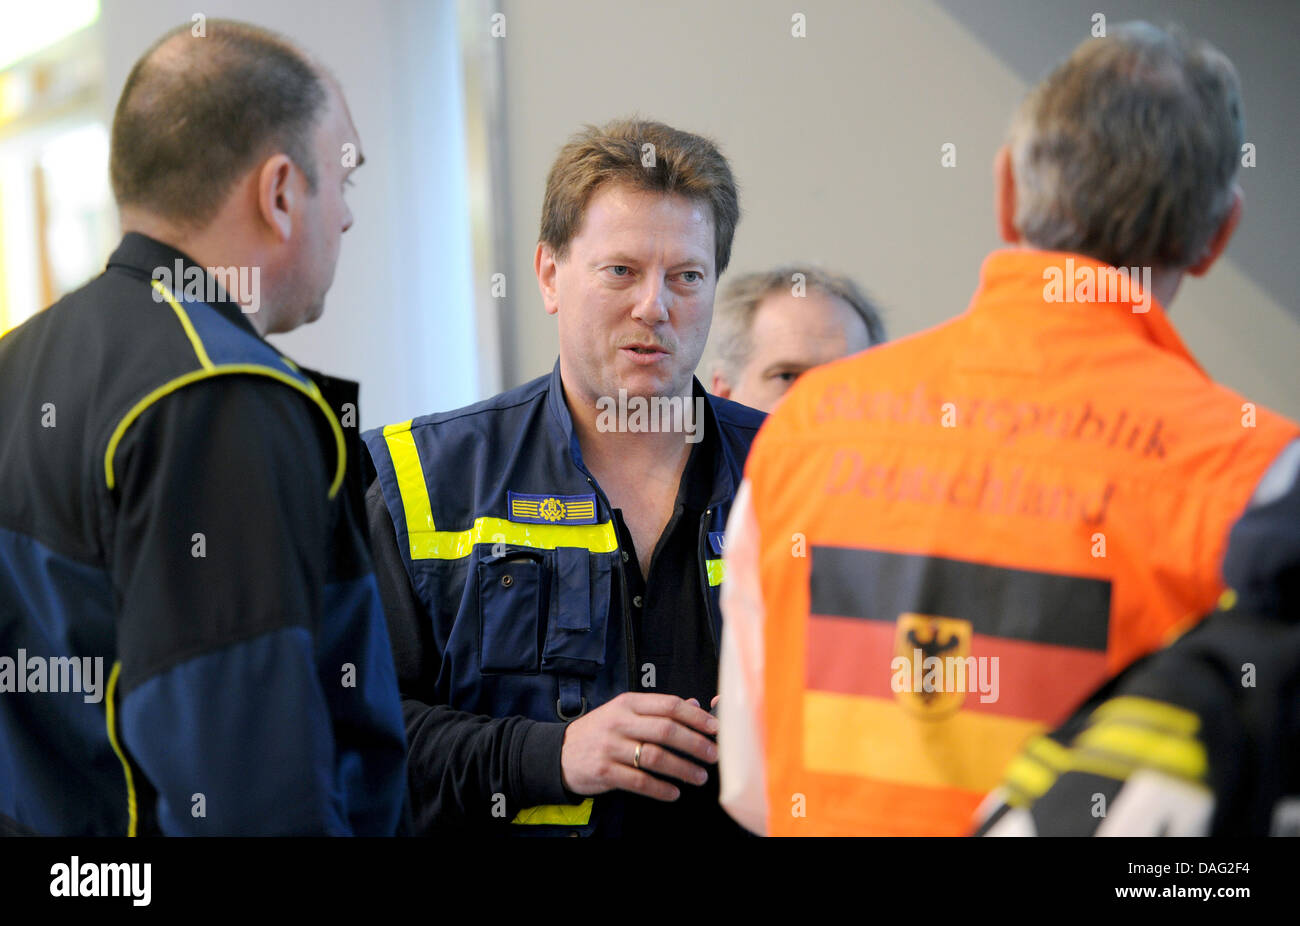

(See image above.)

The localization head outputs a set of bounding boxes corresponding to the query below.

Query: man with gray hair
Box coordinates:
[709,266,886,413]
[717,21,1298,836]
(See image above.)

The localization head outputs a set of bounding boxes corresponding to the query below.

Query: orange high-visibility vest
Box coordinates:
[745,250,1298,836]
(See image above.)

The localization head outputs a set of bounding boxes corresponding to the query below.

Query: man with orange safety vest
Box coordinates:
[715,21,1299,836]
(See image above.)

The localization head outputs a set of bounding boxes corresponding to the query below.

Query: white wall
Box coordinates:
[100,0,481,429]
[497,0,1299,418]
[93,0,1299,422]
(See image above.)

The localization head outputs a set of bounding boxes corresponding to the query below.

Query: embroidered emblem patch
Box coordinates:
[508,491,598,525]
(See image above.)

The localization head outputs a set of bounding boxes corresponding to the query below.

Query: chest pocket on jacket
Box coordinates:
[540,546,612,679]
[477,553,544,673]
[477,547,613,676]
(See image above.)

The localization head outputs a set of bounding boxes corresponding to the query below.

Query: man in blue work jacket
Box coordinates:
[364,118,764,835]
[0,21,405,835]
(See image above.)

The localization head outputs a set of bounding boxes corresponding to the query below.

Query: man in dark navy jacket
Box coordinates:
[0,21,405,835]
[364,118,764,835]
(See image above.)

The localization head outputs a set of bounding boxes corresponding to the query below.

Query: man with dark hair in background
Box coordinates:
[709,265,885,413]
[0,20,406,835]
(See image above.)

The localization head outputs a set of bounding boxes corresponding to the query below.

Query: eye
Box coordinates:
[774,371,800,384]
[607,265,631,277]
[679,270,703,284]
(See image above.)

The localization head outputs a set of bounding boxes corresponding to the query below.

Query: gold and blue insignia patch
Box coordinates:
[508,491,598,525]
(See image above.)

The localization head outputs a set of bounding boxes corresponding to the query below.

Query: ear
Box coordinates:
[711,371,732,399]
[1187,185,1243,277]
[994,145,1020,245]
[535,242,561,316]
[257,154,297,242]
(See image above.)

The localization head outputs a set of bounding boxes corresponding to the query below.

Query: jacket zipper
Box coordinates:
[698,508,720,658]
[586,475,636,691]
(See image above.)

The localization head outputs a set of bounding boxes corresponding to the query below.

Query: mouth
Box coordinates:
[620,344,670,364]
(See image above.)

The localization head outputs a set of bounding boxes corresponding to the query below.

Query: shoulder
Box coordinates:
[369,373,551,442]
[709,393,766,436]
[113,373,333,501]
[360,373,557,486]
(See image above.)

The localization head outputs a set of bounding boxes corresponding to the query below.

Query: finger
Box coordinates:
[710,695,720,709]
[622,693,718,737]
[624,692,693,717]
[623,714,718,764]
[667,697,720,736]
[633,741,710,787]
[605,760,681,802]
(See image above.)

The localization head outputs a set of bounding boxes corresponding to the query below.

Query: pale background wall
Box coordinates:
[498,0,1298,418]
[90,0,1298,424]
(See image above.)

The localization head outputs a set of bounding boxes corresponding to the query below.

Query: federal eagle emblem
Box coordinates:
[891,612,973,720]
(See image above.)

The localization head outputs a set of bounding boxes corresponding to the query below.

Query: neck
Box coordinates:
[1149,267,1182,312]
[1014,242,1184,314]
[121,209,273,336]
[563,376,695,479]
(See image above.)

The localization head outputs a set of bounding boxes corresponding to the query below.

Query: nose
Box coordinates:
[629,273,669,325]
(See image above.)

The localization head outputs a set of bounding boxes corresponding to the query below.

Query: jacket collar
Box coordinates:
[972,249,1206,376]
[107,231,361,423]
[543,359,738,508]
[106,232,262,340]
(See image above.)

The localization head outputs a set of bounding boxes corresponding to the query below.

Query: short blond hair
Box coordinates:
[539,118,740,275]
[1008,21,1243,270]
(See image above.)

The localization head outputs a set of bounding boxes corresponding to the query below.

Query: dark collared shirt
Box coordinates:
[613,434,749,836]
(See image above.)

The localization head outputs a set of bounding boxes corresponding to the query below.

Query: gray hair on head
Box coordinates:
[712,265,886,383]
[1007,21,1243,271]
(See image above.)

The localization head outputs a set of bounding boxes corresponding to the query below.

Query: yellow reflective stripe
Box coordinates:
[381,420,618,559]
[1075,721,1207,782]
[1057,748,1142,784]
[1003,736,1077,801]
[1002,730,1164,810]
[1089,696,1201,737]
[409,516,618,560]
[1003,752,1057,800]
[511,798,593,825]
[105,365,347,499]
[1002,782,1035,810]
[1001,704,1209,814]
[382,421,436,555]
[105,661,138,837]
[152,279,213,370]
[706,558,725,587]
[1024,734,1071,771]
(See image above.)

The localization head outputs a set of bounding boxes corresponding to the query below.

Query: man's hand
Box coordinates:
[560,693,719,801]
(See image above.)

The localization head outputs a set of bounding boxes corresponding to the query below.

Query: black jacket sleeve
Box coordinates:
[108,377,347,834]
[365,478,576,830]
